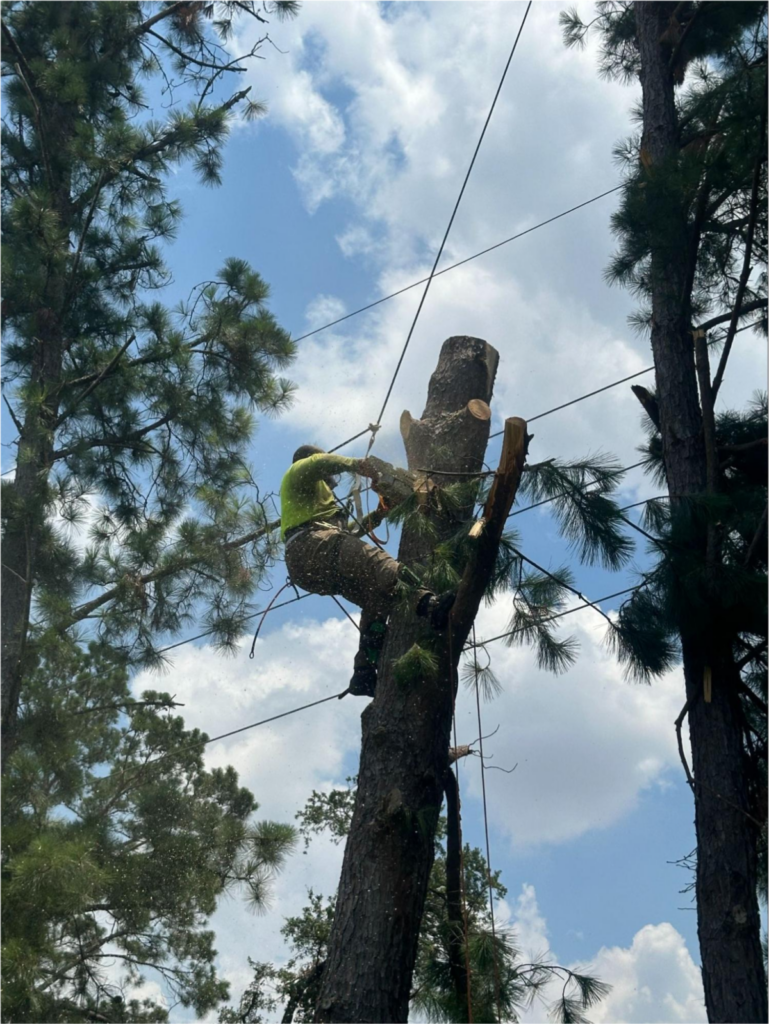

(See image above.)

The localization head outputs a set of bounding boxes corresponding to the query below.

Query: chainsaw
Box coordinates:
[364,456,434,511]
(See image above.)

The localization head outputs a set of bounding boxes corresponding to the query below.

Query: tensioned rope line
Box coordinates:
[110,581,644,781]
[190,584,645,753]
[487,318,762,440]
[300,183,622,350]
[468,583,643,649]
[155,481,662,659]
[449,626,475,1024]
[362,1,533,457]
[471,622,503,1024]
[201,691,345,746]
[513,547,615,629]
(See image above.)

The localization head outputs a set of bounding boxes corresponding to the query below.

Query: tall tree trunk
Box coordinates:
[2,348,63,765]
[1,82,72,766]
[315,337,528,1023]
[443,769,469,1016]
[635,6,766,1021]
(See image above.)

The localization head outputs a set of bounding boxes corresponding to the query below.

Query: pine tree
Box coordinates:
[1,1,299,765]
[561,4,767,1020]
[220,780,609,1024]
[2,638,297,1022]
[313,340,636,1023]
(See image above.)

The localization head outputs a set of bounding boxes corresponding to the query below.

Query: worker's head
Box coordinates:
[292,444,340,489]
[292,444,325,463]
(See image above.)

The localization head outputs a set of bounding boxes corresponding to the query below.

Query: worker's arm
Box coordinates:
[350,502,388,538]
[290,453,364,486]
[291,453,385,487]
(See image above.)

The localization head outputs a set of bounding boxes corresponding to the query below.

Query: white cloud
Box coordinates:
[132,615,361,1017]
[454,598,687,848]
[506,885,706,1024]
[588,923,706,1023]
[134,593,692,1015]
[234,0,761,500]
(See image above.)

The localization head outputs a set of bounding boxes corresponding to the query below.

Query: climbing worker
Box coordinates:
[280,445,456,697]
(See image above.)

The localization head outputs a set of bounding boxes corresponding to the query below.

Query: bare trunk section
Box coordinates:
[2,362,62,765]
[443,769,469,1016]
[635,6,765,1021]
[315,337,514,1023]
[1,39,79,766]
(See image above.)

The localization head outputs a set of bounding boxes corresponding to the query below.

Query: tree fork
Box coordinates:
[315,337,526,1023]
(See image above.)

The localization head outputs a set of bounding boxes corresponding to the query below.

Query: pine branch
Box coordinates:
[133,1,193,37]
[1,20,38,98]
[2,392,24,435]
[144,28,249,72]
[711,88,766,400]
[697,298,767,333]
[64,519,279,627]
[70,697,184,717]
[75,87,252,213]
[54,335,135,428]
[744,501,768,568]
[52,411,174,461]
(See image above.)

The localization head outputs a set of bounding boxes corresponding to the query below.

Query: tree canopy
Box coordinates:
[3,639,297,1022]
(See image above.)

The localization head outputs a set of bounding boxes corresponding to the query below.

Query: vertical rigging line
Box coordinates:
[473,622,503,1022]
[365,1,533,454]
[450,628,474,1023]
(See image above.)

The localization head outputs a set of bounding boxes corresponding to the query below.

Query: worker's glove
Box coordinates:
[358,457,380,485]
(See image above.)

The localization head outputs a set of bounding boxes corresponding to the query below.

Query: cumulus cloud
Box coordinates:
[234,0,761,502]
[454,598,687,848]
[505,885,706,1024]
[133,593,692,1016]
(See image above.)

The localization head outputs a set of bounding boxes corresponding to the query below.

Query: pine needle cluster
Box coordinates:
[2,639,297,1021]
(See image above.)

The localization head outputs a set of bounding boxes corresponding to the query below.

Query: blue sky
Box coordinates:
[7,3,765,1020]
[122,3,766,1019]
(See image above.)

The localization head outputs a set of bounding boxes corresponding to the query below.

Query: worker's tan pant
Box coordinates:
[285,525,428,671]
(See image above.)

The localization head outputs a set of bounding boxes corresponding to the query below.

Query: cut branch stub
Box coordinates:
[451,417,528,655]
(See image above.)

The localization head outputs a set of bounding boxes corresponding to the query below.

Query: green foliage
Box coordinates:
[483,529,523,605]
[502,564,581,675]
[295,778,356,850]
[611,398,768,685]
[1,0,299,677]
[562,4,768,914]
[393,643,439,689]
[222,783,610,1024]
[2,639,297,1022]
[566,3,767,327]
[519,456,634,570]
[562,3,764,86]
[461,651,503,702]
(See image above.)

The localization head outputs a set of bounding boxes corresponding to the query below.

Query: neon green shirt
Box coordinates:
[279,453,360,540]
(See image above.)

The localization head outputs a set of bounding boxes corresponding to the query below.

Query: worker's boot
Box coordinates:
[416,590,457,629]
[348,619,387,698]
[348,663,378,697]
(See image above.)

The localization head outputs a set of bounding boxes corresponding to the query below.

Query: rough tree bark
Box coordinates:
[1,84,74,768]
[635,6,766,1022]
[443,769,469,1013]
[315,337,526,1023]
